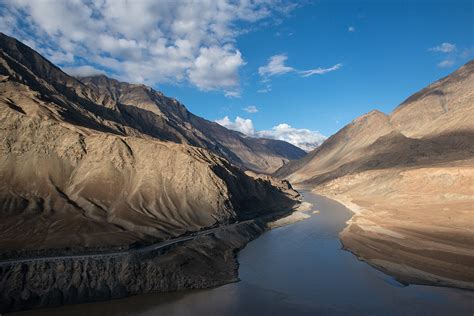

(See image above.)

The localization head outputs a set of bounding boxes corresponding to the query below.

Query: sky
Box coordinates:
[1,0,473,151]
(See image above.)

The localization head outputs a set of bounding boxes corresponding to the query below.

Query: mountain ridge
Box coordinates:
[275,61,474,183]
[274,60,474,290]
[0,32,306,174]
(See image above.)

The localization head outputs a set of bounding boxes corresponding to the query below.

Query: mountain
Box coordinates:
[0,32,300,253]
[78,75,306,173]
[0,34,305,175]
[275,61,474,289]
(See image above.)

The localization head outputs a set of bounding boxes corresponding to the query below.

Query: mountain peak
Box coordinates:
[390,59,474,138]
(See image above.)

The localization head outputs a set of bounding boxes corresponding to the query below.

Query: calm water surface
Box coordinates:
[16,192,474,315]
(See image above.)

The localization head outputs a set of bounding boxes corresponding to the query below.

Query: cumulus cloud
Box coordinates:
[188,45,245,96]
[256,123,326,151]
[348,26,355,32]
[215,116,326,151]
[1,0,296,96]
[429,42,457,53]
[215,116,255,135]
[243,105,259,113]
[299,63,343,77]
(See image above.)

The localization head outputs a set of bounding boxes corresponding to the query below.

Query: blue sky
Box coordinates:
[1,0,473,150]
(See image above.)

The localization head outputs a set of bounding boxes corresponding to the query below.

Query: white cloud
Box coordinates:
[258,54,295,79]
[437,59,455,68]
[215,116,255,135]
[348,26,355,32]
[429,42,457,53]
[63,65,104,77]
[258,54,342,85]
[256,123,326,151]
[299,63,343,77]
[243,105,259,113]
[215,116,326,151]
[2,0,296,96]
[427,43,474,68]
[188,45,245,96]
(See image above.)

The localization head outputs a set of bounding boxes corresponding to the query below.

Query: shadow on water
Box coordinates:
[13,192,474,316]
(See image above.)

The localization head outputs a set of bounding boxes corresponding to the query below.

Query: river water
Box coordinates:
[16,192,474,315]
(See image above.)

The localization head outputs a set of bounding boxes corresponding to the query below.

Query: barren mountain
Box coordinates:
[275,61,474,289]
[0,32,300,253]
[0,33,305,175]
[78,75,306,173]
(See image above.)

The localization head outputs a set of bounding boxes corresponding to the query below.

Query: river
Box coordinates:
[14,192,474,315]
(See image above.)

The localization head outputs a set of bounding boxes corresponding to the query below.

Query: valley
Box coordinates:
[275,61,474,290]
[0,16,473,314]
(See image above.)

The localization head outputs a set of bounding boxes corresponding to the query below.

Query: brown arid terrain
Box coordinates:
[0,32,305,176]
[0,32,300,252]
[276,60,474,290]
[77,75,307,174]
[0,33,302,312]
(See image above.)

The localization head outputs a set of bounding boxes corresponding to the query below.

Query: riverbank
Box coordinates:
[13,191,473,316]
[0,189,305,315]
[310,163,474,291]
[0,220,269,313]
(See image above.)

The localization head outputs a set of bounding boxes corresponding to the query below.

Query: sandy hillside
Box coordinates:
[276,61,474,289]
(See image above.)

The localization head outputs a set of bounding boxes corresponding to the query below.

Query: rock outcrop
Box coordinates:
[0,221,267,313]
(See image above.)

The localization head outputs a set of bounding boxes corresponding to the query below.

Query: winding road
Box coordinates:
[0,219,256,267]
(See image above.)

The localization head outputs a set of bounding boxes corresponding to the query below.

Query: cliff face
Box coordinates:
[275,61,474,290]
[0,221,266,313]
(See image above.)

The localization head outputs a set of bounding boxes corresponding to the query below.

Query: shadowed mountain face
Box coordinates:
[275,61,474,290]
[78,75,306,173]
[275,60,474,184]
[0,33,300,253]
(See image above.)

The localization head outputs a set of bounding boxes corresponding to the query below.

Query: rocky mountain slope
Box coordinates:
[0,32,305,175]
[275,61,474,289]
[78,75,306,173]
[0,32,300,254]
